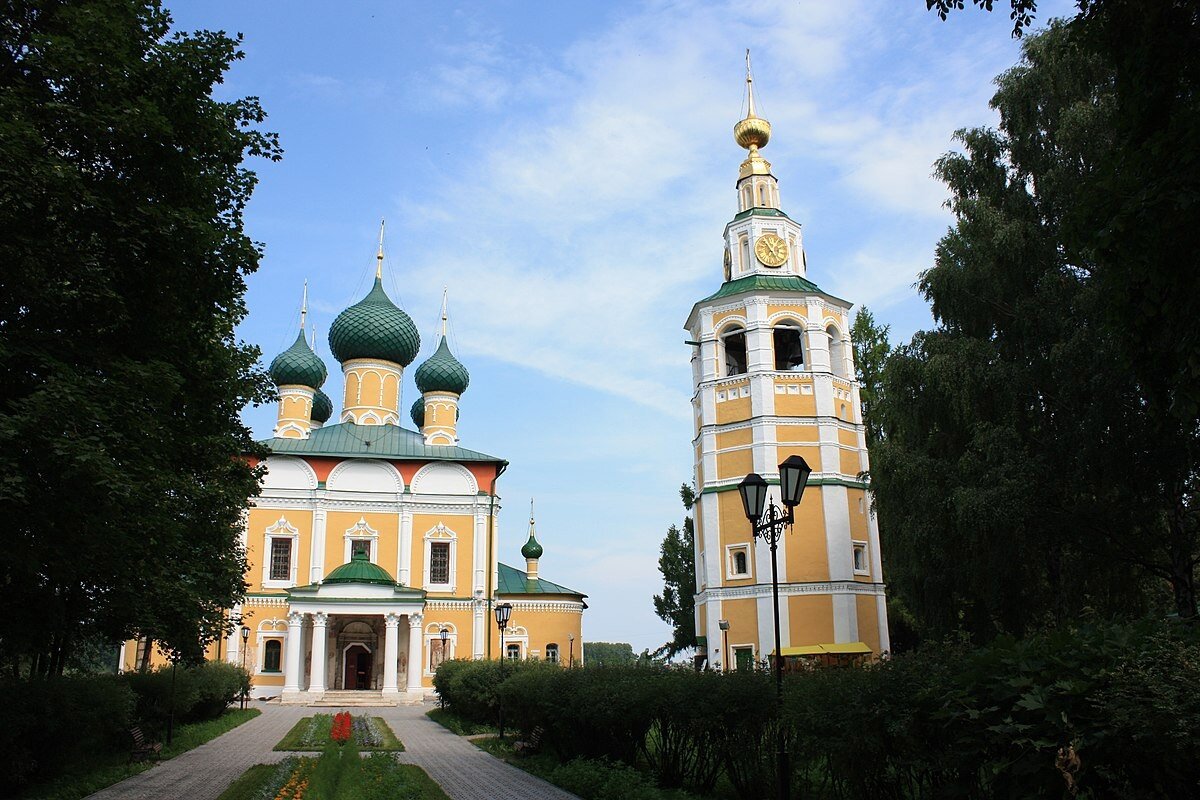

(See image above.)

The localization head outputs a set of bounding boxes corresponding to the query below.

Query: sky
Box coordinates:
[166,0,1075,654]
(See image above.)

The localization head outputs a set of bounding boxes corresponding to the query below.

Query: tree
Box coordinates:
[871,19,1196,641]
[582,642,635,667]
[0,0,279,675]
[652,484,697,658]
[850,307,891,449]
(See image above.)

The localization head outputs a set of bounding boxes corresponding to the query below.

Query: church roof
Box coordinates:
[701,273,824,302]
[328,277,421,367]
[414,336,470,395]
[261,421,505,463]
[496,562,586,598]
[323,551,397,585]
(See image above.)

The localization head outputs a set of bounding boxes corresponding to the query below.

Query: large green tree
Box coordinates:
[653,484,697,658]
[0,0,279,674]
[850,307,891,449]
[871,18,1197,641]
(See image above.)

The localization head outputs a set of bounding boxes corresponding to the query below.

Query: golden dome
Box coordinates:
[734,115,771,150]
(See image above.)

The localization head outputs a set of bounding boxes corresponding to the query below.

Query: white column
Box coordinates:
[311,509,327,584]
[309,612,328,693]
[472,592,485,660]
[283,611,305,694]
[406,612,424,694]
[398,510,413,586]
[382,613,400,695]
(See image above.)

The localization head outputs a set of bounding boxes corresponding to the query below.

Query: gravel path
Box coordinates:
[86,701,579,800]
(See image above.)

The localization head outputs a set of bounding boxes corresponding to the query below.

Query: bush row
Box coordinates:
[1,661,250,793]
[434,621,1200,800]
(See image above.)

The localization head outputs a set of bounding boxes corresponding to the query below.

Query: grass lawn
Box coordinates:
[218,753,448,800]
[23,707,262,800]
[425,707,498,736]
[274,713,404,751]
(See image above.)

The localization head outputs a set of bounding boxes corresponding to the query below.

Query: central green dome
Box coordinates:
[269,329,327,389]
[328,278,420,366]
[323,551,396,586]
[414,336,470,395]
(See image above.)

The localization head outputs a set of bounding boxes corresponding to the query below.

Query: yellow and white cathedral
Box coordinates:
[120,244,586,703]
[689,60,889,670]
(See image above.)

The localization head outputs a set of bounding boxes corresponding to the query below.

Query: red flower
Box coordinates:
[330,711,352,743]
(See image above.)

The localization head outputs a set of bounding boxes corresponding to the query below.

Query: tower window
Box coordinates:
[773,324,805,371]
[852,541,869,575]
[429,542,450,584]
[827,325,847,377]
[739,235,750,273]
[263,639,282,672]
[545,643,560,664]
[722,327,747,376]
[269,538,292,582]
[727,544,751,578]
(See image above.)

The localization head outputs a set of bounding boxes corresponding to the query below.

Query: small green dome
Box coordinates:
[323,551,396,586]
[521,533,543,560]
[269,329,327,389]
[328,278,420,366]
[311,389,333,423]
[414,336,470,395]
[410,397,425,428]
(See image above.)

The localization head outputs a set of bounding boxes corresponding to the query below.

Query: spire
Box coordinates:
[522,498,543,563]
[310,324,318,351]
[440,287,449,338]
[745,49,757,118]
[734,50,773,179]
[376,219,385,279]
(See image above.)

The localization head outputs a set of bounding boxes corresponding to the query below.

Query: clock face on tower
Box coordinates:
[754,234,789,267]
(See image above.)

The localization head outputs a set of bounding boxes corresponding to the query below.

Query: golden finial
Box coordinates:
[529,497,535,525]
[440,287,449,338]
[300,279,308,330]
[376,219,385,279]
[734,49,772,178]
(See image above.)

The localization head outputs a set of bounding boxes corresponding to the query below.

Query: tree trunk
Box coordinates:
[1168,501,1197,619]
[139,637,154,672]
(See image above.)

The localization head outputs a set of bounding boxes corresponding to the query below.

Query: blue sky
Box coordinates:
[167,0,1073,653]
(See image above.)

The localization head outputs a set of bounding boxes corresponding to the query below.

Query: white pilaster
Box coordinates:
[473,511,486,593]
[398,509,413,586]
[283,611,304,695]
[472,592,485,659]
[308,612,327,693]
[311,509,327,584]
[406,613,424,694]
[382,613,400,694]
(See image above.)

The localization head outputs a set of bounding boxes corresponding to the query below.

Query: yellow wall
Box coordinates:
[716,448,753,481]
[245,508,314,592]
[856,595,881,652]
[716,396,751,424]
[776,423,818,443]
[722,596,759,663]
[715,428,752,449]
[775,393,817,417]
[788,594,834,646]
[411,513,477,596]
[324,510,399,580]
[781,489,829,581]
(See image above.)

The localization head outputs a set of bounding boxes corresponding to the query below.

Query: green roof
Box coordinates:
[497,562,585,597]
[328,277,421,366]
[323,551,397,585]
[520,532,543,560]
[415,336,470,395]
[262,421,504,463]
[269,329,328,389]
[726,207,791,224]
[701,273,824,302]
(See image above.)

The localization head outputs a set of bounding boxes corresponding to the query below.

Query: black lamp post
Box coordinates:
[239,625,250,710]
[737,454,812,800]
[567,633,575,668]
[439,626,449,664]
[494,602,513,740]
[718,619,730,671]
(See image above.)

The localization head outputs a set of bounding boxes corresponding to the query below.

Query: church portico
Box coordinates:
[279,552,427,705]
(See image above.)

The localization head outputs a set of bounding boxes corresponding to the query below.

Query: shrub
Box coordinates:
[548,757,661,800]
[123,664,200,734]
[188,661,250,721]
[0,674,134,793]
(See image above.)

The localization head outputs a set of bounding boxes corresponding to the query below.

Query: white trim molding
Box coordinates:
[422,522,458,593]
[262,516,300,589]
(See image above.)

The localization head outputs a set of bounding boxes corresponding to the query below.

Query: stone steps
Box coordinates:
[311,690,390,707]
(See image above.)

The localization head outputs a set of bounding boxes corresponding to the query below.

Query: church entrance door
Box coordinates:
[343,644,373,689]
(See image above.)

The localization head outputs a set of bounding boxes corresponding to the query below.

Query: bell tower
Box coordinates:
[686,55,889,670]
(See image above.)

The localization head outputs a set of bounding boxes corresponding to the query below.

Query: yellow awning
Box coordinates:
[775,642,872,657]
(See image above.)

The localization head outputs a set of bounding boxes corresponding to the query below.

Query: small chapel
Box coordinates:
[119,240,587,703]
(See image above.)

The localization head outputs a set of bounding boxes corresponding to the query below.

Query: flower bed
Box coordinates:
[274,713,402,751]
[218,751,448,800]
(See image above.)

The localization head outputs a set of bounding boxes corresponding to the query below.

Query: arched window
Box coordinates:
[506,643,521,660]
[827,326,847,377]
[738,235,750,273]
[757,184,766,206]
[742,186,752,210]
[263,639,282,673]
[545,644,560,664]
[733,550,748,575]
[722,327,748,376]
[773,322,805,371]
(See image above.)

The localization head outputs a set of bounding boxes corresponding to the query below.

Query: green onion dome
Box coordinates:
[410,397,425,428]
[311,389,333,424]
[521,532,543,560]
[414,336,470,395]
[323,551,396,585]
[328,277,420,366]
[269,329,327,389]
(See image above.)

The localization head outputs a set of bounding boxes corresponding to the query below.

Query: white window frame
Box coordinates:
[852,540,870,576]
[262,517,299,589]
[725,543,752,580]
[255,618,287,675]
[343,516,380,563]
[545,643,560,664]
[422,523,457,593]
[731,644,756,670]
[502,625,528,660]
[424,622,457,677]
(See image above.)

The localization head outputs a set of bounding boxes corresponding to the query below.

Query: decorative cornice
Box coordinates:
[696,580,885,603]
[502,599,585,613]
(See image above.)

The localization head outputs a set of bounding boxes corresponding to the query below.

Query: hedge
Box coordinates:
[435,620,1200,799]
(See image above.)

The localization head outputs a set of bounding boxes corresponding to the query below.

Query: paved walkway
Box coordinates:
[86,701,578,800]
